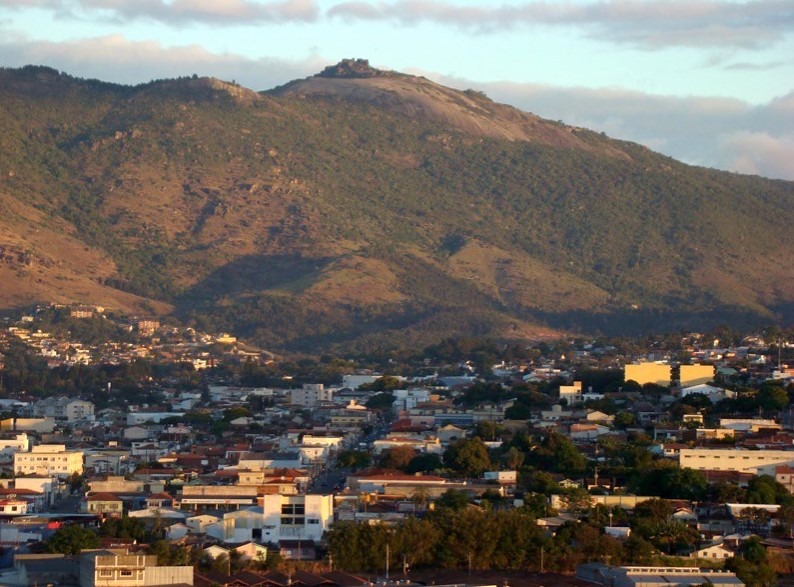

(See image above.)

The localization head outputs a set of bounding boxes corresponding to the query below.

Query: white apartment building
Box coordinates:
[300,435,344,450]
[260,494,333,543]
[32,397,95,422]
[679,448,794,475]
[392,388,431,414]
[14,444,84,478]
[289,384,334,407]
[0,433,30,455]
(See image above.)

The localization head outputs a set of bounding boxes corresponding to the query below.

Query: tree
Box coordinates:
[747,475,792,505]
[759,383,788,413]
[100,517,148,541]
[505,403,532,420]
[405,453,442,474]
[436,488,470,510]
[336,449,371,470]
[365,392,395,412]
[631,464,707,501]
[443,437,492,477]
[47,524,101,554]
[503,446,525,470]
[650,520,699,555]
[622,535,656,564]
[378,446,417,470]
[613,411,636,429]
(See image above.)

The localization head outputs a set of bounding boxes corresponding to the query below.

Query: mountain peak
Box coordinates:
[316,58,387,79]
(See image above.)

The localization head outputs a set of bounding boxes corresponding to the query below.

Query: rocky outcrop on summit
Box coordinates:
[271,61,627,155]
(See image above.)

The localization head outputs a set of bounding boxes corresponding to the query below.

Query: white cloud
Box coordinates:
[720,131,794,178]
[327,0,794,49]
[0,33,327,87]
[0,0,319,24]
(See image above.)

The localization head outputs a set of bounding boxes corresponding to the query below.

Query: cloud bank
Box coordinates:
[328,0,794,49]
[0,0,320,24]
[2,0,793,49]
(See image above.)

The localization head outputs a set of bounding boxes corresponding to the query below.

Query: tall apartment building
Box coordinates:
[14,444,84,478]
[289,383,334,407]
[259,493,333,543]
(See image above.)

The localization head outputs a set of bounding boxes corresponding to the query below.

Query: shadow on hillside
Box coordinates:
[176,253,334,304]
[534,304,789,337]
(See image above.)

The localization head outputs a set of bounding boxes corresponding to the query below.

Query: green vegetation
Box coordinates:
[47,524,101,554]
[2,65,794,351]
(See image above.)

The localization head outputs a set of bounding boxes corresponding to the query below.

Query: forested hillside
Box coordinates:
[1,61,793,351]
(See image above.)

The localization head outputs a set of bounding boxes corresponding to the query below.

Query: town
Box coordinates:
[0,304,792,587]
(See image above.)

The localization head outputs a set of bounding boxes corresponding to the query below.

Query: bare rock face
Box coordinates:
[316,58,384,79]
[272,60,626,154]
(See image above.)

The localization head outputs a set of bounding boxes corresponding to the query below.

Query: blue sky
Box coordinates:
[1,0,793,179]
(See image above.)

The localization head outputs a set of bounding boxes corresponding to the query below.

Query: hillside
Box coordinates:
[1,61,793,351]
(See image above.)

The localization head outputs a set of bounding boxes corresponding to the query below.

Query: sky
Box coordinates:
[1,0,793,180]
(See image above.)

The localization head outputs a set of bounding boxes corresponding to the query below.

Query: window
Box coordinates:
[120,570,133,577]
[281,504,305,515]
[100,570,113,577]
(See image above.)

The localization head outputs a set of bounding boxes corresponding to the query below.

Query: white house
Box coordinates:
[691,543,734,559]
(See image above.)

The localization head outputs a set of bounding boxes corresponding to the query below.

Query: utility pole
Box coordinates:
[540,546,544,573]
[386,542,390,580]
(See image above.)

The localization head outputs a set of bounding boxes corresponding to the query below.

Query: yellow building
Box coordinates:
[13,444,83,478]
[679,364,715,386]
[680,448,794,475]
[625,363,672,387]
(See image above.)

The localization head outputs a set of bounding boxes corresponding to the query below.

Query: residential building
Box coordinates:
[679,364,716,387]
[625,363,672,386]
[82,492,124,517]
[32,397,95,422]
[259,493,333,543]
[0,499,28,516]
[680,448,794,475]
[0,418,56,433]
[14,444,83,478]
[559,381,583,405]
[691,544,734,559]
[80,551,193,587]
[577,564,743,587]
[289,384,334,407]
[0,433,30,455]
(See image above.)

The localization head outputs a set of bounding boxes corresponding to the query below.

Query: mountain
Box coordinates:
[1,60,793,352]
